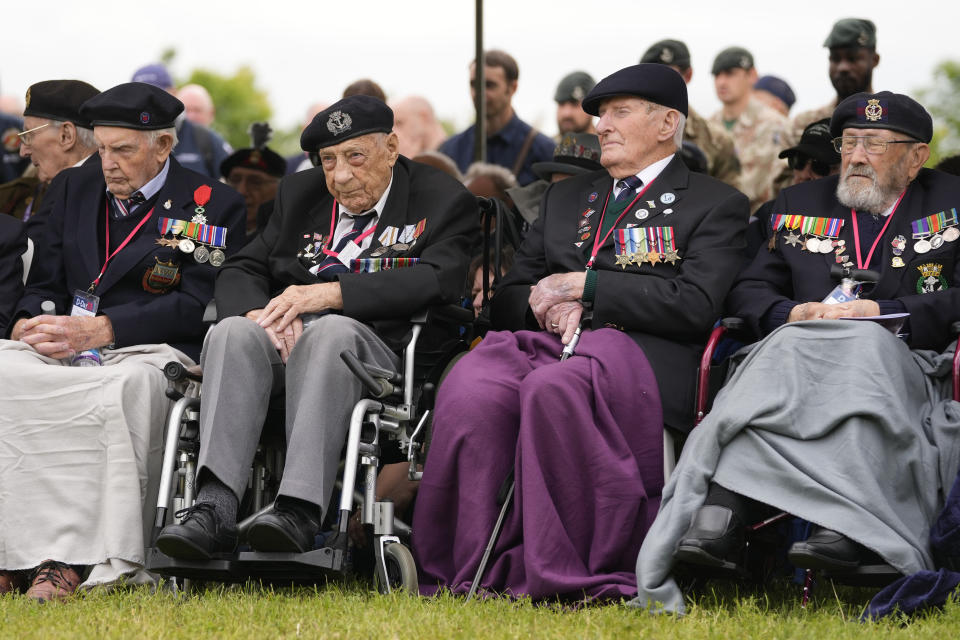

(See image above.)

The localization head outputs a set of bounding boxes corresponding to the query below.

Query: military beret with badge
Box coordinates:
[532,133,603,181]
[830,91,933,142]
[300,95,393,152]
[79,82,184,130]
[554,71,596,104]
[711,46,754,75]
[23,80,100,128]
[823,18,877,49]
[640,39,691,70]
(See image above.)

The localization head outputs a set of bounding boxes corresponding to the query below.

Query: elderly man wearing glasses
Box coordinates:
[634,91,960,614]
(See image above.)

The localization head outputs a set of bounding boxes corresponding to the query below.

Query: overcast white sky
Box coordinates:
[4,0,958,136]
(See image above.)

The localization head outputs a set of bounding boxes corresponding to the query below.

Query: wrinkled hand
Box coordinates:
[15,314,114,359]
[787,299,880,323]
[544,301,584,345]
[256,283,343,333]
[245,308,303,364]
[528,272,586,328]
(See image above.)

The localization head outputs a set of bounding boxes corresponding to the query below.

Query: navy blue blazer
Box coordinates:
[729,168,960,351]
[16,157,245,361]
[0,212,26,335]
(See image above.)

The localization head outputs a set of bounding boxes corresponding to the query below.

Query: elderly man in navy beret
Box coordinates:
[0,82,244,600]
[157,95,478,559]
[636,92,960,614]
[413,64,749,600]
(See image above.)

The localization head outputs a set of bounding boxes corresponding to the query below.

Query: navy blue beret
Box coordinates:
[80,82,183,130]
[24,80,100,128]
[830,91,932,143]
[581,63,688,117]
[301,95,393,151]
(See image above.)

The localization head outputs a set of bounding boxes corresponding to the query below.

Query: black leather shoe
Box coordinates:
[156,502,238,560]
[246,505,318,553]
[674,504,745,571]
[788,527,863,570]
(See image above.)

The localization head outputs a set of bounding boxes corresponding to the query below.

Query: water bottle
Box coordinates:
[72,348,102,367]
[40,300,56,315]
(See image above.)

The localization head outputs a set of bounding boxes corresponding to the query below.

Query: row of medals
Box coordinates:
[156,212,225,266]
[913,226,960,254]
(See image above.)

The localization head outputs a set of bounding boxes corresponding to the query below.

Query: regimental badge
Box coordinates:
[571,86,585,101]
[916,263,947,294]
[142,258,181,294]
[24,87,30,109]
[326,110,353,136]
[660,47,674,63]
[588,192,598,203]
[864,99,883,122]
[2,127,19,152]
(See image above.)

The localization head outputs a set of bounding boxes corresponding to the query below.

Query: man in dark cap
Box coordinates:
[636,92,960,614]
[641,38,741,190]
[792,18,880,140]
[413,64,749,600]
[131,63,233,178]
[0,81,244,601]
[156,95,478,559]
[753,75,796,116]
[0,80,99,232]
[745,118,841,257]
[711,46,792,212]
[554,71,596,136]
[220,122,286,239]
[439,49,555,186]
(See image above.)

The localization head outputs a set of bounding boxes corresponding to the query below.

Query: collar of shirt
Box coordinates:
[333,172,394,250]
[612,153,675,199]
[487,112,524,145]
[105,157,171,210]
[73,153,94,169]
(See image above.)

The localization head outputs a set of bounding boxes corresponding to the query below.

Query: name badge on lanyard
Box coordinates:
[72,290,100,317]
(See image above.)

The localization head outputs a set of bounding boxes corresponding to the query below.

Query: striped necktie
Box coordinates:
[615,175,642,203]
[313,211,377,280]
[112,191,146,219]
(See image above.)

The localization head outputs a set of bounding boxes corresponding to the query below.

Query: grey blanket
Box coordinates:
[631,320,960,614]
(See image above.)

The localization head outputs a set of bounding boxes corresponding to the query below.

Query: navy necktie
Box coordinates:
[314,211,377,280]
[615,175,643,203]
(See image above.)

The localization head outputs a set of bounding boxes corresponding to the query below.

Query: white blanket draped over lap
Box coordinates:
[0,339,193,589]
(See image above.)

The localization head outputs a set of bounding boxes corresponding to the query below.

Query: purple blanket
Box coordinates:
[413,329,664,600]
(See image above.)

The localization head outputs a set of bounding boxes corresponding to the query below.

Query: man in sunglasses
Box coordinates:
[635,91,960,614]
[745,118,840,258]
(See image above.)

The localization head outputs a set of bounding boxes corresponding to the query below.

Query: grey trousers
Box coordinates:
[196,315,399,514]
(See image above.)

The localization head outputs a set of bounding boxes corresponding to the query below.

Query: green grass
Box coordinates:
[1,580,958,639]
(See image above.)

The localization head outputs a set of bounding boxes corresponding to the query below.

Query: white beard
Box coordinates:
[835,161,905,214]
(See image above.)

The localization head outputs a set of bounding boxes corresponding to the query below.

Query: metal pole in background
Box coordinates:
[473,0,486,164]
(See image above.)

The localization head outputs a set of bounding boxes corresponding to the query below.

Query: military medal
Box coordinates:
[944,227,960,242]
[664,249,680,265]
[818,240,835,254]
[784,231,802,247]
[805,237,821,252]
[191,185,211,224]
[209,249,226,267]
[615,253,632,269]
[178,238,196,253]
[371,246,388,257]
[193,245,210,263]
[393,242,409,251]
[931,234,945,249]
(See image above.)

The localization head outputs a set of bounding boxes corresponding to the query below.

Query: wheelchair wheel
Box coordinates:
[376,542,418,594]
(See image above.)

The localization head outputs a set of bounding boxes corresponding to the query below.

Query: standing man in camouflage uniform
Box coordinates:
[791,18,879,140]
[553,71,596,137]
[710,46,791,212]
[641,39,741,191]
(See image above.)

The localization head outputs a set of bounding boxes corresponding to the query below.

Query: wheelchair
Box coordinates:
[147,305,473,593]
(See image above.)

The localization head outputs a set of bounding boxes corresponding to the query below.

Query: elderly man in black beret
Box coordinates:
[0,82,244,601]
[156,95,478,559]
[412,64,749,600]
[636,92,960,614]
[0,80,99,234]
[219,123,286,240]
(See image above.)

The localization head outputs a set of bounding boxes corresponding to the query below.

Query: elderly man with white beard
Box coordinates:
[632,91,960,615]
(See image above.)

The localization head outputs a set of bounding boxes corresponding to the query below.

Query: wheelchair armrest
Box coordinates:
[340,350,399,399]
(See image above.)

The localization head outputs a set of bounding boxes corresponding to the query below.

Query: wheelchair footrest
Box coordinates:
[147,545,350,584]
[819,563,901,587]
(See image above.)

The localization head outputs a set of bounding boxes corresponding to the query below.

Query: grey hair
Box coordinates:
[44,118,97,151]
[148,127,179,149]
[643,101,685,149]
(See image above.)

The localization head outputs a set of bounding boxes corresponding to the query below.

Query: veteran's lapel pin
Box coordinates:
[163,199,172,210]
[660,192,676,205]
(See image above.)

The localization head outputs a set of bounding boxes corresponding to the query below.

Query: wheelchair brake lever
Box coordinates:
[340,350,398,399]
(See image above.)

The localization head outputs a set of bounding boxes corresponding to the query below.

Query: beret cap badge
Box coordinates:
[864,99,883,122]
[326,111,353,136]
[24,88,30,109]
[660,47,674,63]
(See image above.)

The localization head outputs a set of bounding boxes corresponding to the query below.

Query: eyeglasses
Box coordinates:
[831,136,917,155]
[17,122,51,146]
[787,153,834,177]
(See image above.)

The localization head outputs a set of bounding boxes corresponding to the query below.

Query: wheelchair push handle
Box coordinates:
[340,350,400,399]
[163,361,203,383]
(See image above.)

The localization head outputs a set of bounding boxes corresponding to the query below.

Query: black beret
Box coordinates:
[823,18,876,49]
[830,91,933,143]
[532,133,602,180]
[220,146,286,179]
[301,95,393,151]
[581,64,688,117]
[712,47,754,74]
[778,118,840,165]
[640,39,691,69]
[79,82,183,130]
[554,71,595,104]
[23,80,100,128]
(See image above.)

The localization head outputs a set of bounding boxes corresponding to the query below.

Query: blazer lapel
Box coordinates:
[575,173,612,263]
[77,186,106,282]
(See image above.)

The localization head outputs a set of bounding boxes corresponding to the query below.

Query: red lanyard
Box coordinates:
[90,202,155,292]
[586,178,657,268]
[849,190,905,269]
[321,199,377,257]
